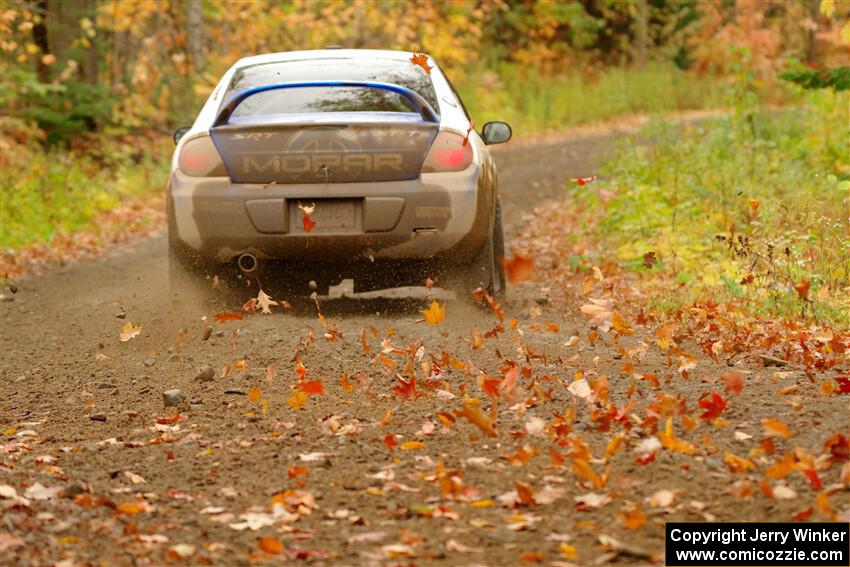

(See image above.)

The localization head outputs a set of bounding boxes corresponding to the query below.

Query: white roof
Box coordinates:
[233,49,420,69]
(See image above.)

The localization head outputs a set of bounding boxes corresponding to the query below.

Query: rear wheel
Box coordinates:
[465,201,505,300]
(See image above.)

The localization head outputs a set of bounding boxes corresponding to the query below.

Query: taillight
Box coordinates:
[421,131,473,173]
[178,135,227,177]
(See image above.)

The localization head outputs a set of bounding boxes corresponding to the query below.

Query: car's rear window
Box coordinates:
[223,58,438,118]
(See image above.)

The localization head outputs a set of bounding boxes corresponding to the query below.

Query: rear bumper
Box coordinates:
[167,165,490,264]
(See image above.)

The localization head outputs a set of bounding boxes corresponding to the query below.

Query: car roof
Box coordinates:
[233,49,424,69]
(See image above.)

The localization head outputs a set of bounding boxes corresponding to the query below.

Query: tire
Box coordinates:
[465,201,506,300]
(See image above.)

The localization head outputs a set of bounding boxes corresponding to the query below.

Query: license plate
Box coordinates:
[290,200,358,233]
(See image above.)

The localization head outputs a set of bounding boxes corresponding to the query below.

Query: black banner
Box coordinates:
[666,523,849,566]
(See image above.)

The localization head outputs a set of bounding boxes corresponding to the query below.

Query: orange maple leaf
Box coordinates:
[258,537,284,555]
[616,502,647,530]
[514,481,536,506]
[503,445,540,466]
[455,397,496,437]
[762,418,792,439]
[572,458,605,489]
[698,391,727,421]
[502,253,534,283]
[721,371,744,395]
[724,452,756,473]
[421,300,445,325]
[409,52,432,74]
[294,358,308,380]
[287,465,309,479]
[287,390,307,410]
[393,375,417,400]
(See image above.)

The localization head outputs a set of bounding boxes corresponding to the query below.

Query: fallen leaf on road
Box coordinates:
[762,418,792,439]
[258,537,284,555]
[119,322,141,342]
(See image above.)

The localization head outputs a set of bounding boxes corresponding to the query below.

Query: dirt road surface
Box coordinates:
[2,130,847,566]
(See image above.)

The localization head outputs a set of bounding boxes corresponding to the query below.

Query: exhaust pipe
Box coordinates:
[237,253,258,274]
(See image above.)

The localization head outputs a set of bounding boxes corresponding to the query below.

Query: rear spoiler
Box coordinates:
[213,81,440,127]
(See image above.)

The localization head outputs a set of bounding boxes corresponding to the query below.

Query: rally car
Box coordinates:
[167,48,512,299]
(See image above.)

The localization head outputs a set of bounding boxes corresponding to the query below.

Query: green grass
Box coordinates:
[579,88,850,326]
[0,133,170,251]
[456,63,735,132]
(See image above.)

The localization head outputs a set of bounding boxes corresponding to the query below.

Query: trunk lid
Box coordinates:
[209,81,440,184]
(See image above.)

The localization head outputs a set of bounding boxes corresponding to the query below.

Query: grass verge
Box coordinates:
[571,88,850,327]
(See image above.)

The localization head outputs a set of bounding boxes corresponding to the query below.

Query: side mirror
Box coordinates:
[481,121,512,145]
[173,126,191,145]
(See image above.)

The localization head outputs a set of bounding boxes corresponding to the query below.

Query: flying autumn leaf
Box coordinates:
[472,288,505,322]
[724,452,756,473]
[298,202,316,233]
[393,375,417,400]
[502,253,534,283]
[409,52,432,74]
[214,311,243,324]
[294,358,308,380]
[287,391,307,410]
[462,120,475,146]
[514,481,536,507]
[300,380,324,395]
[572,458,605,489]
[642,251,657,269]
[247,387,262,403]
[616,502,646,530]
[421,300,445,325]
[384,434,398,451]
[503,445,540,466]
[256,289,278,314]
[835,376,850,394]
[659,417,698,455]
[580,298,613,332]
[762,418,792,439]
[455,397,496,437]
[721,371,744,395]
[119,322,141,342]
[698,391,727,421]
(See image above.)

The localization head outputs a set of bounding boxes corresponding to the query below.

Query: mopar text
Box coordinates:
[241,153,404,174]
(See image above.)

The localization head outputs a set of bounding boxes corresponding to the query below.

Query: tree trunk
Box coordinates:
[633,0,649,69]
[32,0,50,82]
[186,0,204,70]
[806,0,820,65]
